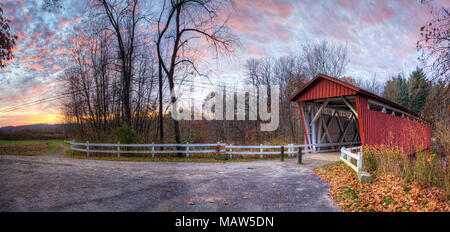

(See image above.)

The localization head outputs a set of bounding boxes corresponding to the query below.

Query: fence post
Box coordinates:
[357,151,363,172]
[297,147,302,163]
[341,147,345,160]
[291,144,294,157]
[186,142,190,158]
[86,141,90,157]
[229,143,232,159]
[152,143,155,158]
[260,144,263,159]
[70,141,73,155]
[117,142,120,158]
[280,146,284,161]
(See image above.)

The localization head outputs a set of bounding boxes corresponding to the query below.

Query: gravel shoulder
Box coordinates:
[0,149,340,212]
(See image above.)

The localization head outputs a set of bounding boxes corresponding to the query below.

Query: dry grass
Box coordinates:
[364,146,449,197]
[0,140,59,155]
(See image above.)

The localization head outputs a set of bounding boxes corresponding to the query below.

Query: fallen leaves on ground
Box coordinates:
[187,201,195,205]
[209,199,215,203]
[166,188,171,192]
[243,196,249,199]
[81,185,88,188]
[314,162,449,212]
[224,201,229,205]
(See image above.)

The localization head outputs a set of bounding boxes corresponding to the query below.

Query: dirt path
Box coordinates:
[0,152,341,212]
[42,142,68,157]
[286,152,341,169]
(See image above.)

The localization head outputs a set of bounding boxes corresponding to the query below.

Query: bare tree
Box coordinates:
[95,0,148,127]
[301,40,349,80]
[244,55,306,144]
[59,1,159,142]
[356,73,383,96]
[155,0,237,151]
[417,1,449,80]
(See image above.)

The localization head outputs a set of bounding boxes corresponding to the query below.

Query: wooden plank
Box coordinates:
[340,157,359,172]
[341,149,359,160]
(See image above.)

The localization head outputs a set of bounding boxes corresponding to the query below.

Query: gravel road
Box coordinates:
[0,144,340,212]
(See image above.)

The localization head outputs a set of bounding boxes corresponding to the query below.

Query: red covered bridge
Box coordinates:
[289,74,431,155]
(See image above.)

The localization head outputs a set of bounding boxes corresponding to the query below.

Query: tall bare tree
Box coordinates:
[96,0,147,127]
[155,0,237,151]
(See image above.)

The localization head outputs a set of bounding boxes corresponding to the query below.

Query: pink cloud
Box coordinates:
[234,0,294,18]
[60,18,71,26]
[27,63,47,71]
[20,56,42,62]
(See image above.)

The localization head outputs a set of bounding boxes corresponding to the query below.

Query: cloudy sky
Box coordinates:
[0,0,447,127]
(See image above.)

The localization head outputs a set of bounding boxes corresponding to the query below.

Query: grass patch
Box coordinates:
[0,140,60,156]
[63,150,289,163]
[314,161,449,212]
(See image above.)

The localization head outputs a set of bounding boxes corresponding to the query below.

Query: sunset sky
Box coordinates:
[0,0,447,127]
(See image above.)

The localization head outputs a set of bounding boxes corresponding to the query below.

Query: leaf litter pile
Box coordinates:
[314,162,449,212]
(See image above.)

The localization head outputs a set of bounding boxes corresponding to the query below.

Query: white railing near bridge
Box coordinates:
[340,146,363,173]
[65,140,361,159]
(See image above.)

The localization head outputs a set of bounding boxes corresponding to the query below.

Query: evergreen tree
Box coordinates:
[407,67,429,114]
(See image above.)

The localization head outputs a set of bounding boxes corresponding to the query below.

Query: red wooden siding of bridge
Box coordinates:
[294,77,357,101]
[356,95,431,154]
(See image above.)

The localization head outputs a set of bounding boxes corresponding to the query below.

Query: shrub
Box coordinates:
[364,146,449,198]
[113,124,142,144]
[363,149,377,173]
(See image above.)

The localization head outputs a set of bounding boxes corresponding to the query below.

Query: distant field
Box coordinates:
[0,140,60,156]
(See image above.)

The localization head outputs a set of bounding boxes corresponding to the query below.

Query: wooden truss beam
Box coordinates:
[342,97,358,118]
[310,99,329,126]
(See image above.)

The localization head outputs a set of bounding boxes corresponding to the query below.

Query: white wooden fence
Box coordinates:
[340,146,363,173]
[66,141,360,159]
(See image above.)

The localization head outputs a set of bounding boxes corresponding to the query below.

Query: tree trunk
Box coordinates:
[158,62,164,144]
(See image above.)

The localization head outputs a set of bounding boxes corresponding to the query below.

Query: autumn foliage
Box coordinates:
[0,7,17,68]
[314,162,449,212]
